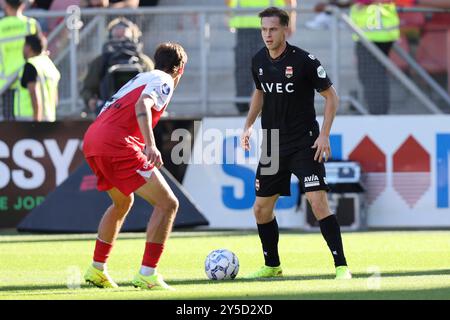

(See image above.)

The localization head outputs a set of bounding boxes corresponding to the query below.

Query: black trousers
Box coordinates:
[234,28,264,114]
[1,89,15,121]
[356,41,393,115]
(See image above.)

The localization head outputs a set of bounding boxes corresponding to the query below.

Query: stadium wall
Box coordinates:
[182,116,450,229]
[0,122,90,228]
[1,116,449,230]
[0,120,196,229]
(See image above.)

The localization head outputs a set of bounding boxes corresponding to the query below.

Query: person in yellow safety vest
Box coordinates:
[0,0,41,121]
[348,0,400,114]
[19,34,60,121]
[225,0,297,114]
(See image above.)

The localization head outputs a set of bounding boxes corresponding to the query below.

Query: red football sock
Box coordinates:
[142,242,164,268]
[93,238,113,263]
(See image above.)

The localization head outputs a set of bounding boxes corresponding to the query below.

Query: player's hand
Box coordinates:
[145,145,163,169]
[241,127,253,151]
[312,133,331,163]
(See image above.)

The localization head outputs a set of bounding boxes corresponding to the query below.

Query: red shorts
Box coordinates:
[85,153,154,196]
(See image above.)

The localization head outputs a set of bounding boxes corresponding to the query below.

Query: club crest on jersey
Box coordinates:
[259,68,263,76]
[285,66,293,78]
[161,83,171,95]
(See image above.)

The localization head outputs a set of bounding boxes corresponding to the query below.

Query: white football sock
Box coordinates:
[140,266,156,276]
[92,261,105,271]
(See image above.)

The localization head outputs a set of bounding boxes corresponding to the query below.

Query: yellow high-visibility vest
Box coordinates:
[229,0,286,29]
[350,3,400,42]
[15,54,61,121]
[0,15,39,92]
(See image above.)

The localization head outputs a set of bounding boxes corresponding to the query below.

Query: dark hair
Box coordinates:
[25,34,47,54]
[258,7,290,27]
[5,0,24,9]
[154,42,187,75]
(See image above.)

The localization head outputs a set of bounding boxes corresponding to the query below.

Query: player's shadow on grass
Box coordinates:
[0,283,142,296]
[253,286,450,300]
[2,269,450,293]
[167,268,450,285]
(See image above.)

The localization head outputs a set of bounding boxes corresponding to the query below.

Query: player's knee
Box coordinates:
[160,195,179,215]
[253,203,271,222]
[113,195,134,213]
[307,197,329,219]
[171,197,179,213]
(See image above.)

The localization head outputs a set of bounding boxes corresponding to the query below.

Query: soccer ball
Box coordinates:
[204,249,239,280]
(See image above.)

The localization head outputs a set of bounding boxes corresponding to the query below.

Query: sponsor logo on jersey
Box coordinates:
[161,83,171,95]
[259,68,263,76]
[261,82,294,93]
[308,54,316,60]
[304,174,320,188]
[317,66,326,79]
[285,66,293,78]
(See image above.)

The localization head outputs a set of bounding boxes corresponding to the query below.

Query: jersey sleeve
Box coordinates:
[251,57,262,90]
[141,75,174,111]
[21,63,38,88]
[306,54,333,93]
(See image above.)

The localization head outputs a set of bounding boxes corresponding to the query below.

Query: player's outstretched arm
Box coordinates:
[312,85,339,163]
[135,94,163,168]
[241,89,264,150]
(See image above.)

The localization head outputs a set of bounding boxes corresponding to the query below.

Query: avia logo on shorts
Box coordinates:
[255,179,260,191]
[304,174,320,188]
[261,82,294,93]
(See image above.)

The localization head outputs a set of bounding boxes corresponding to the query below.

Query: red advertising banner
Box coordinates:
[0,121,92,228]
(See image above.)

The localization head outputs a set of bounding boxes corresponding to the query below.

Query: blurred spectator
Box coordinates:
[81,17,154,115]
[20,34,60,121]
[0,0,41,121]
[80,0,108,7]
[310,1,400,113]
[109,0,139,8]
[138,0,159,6]
[225,0,297,114]
[305,0,349,30]
[80,0,140,7]
[348,0,400,114]
[31,0,54,10]
[29,0,53,34]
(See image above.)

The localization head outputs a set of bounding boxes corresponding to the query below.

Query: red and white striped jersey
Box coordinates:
[83,70,174,157]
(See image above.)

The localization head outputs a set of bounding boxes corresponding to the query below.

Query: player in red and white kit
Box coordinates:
[82,42,187,290]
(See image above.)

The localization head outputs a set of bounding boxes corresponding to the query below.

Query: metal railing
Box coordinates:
[339,8,443,114]
[2,5,448,118]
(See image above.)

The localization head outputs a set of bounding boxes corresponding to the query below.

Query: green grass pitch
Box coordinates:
[0,230,449,300]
